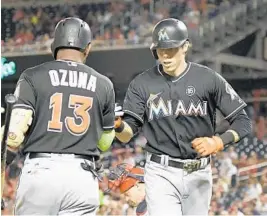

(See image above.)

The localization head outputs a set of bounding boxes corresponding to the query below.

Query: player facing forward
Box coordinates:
[2,17,116,215]
[114,18,252,215]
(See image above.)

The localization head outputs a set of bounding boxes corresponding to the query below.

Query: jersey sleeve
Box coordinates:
[123,79,145,124]
[102,83,115,130]
[213,72,246,120]
[13,72,36,114]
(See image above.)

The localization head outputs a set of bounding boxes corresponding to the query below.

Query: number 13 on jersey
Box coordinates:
[47,93,93,136]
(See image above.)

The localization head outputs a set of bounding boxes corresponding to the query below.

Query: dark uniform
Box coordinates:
[14,18,115,215]
[16,60,114,159]
[124,63,246,159]
[121,18,251,215]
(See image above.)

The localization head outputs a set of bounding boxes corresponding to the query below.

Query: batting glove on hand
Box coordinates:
[192,136,224,157]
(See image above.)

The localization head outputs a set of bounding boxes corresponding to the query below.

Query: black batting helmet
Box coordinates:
[150,18,189,59]
[51,17,92,59]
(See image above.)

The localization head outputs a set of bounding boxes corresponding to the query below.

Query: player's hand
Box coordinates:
[191,136,224,156]
[114,103,124,129]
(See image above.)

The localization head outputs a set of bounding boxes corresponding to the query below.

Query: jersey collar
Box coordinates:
[157,62,191,82]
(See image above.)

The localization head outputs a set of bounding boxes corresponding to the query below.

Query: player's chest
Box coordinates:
[144,80,209,120]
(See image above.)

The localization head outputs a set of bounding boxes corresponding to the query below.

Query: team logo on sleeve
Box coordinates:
[14,80,22,98]
[225,83,243,103]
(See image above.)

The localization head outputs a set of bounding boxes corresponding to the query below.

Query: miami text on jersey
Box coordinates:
[148,97,207,121]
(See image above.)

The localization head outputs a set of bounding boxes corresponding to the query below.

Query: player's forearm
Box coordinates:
[97,130,115,152]
[115,121,134,143]
[1,108,33,150]
[219,110,252,146]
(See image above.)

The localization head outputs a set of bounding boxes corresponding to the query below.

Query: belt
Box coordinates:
[28,152,95,162]
[150,154,210,172]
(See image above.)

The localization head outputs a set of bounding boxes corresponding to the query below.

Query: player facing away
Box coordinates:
[108,164,147,216]
[114,18,252,215]
[2,17,116,215]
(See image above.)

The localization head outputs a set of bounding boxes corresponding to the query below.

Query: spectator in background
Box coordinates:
[244,176,263,202]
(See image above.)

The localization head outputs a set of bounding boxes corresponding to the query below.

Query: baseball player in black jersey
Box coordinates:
[114,18,252,215]
[2,17,116,215]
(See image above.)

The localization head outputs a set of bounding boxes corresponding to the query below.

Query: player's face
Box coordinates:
[156,47,184,74]
[124,184,144,207]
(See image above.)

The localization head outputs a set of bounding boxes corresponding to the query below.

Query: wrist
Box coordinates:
[115,121,125,133]
[212,136,224,152]
[219,131,236,145]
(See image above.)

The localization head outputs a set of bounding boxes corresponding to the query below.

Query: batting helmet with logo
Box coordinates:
[150,18,189,59]
[51,17,92,59]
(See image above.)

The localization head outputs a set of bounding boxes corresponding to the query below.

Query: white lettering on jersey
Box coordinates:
[148,97,207,121]
[149,98,171,120]
[48,69,97,92]
[49,70,60,86]
[87,75,97,92]
[69,70,78,87]
[77,72,88,89]
[59,69,68,86]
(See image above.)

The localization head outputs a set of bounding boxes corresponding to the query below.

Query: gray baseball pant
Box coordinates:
[14,154,100,215]
[144,152,212,215]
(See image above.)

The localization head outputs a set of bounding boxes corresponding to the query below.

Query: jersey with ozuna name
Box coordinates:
[123,62,246,159]
[14,60,115,158]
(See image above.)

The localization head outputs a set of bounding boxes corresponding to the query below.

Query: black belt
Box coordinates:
[29,152,95,162]
[150,154,210,172]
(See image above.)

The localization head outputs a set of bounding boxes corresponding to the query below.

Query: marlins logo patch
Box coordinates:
[158,28,169,41]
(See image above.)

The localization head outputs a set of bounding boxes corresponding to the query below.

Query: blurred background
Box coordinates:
[1,0,267,215]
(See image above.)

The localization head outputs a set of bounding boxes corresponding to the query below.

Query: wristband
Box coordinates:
[226,130,240,142]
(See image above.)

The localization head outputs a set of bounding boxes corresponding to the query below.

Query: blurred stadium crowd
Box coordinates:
[2,0,240,53]
[1,0,267,215]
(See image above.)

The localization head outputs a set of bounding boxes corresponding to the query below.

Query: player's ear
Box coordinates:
[182,41,190,54]
[84,43,91,57]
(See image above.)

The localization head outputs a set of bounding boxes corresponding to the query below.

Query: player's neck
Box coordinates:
[56,50,84,63]
[170,60,187,77]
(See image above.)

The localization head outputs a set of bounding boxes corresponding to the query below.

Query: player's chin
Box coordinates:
[163,63,176,72]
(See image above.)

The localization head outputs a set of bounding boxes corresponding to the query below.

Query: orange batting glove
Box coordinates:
[114,117,122,129]
[114,103,124,129]
[191,136,224,157]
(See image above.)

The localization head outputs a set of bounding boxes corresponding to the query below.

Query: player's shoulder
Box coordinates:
[190,62,225,81]
[84,65,113,88]
[21,61,55,77]
[190,62,215,74]
[130,65,158,87]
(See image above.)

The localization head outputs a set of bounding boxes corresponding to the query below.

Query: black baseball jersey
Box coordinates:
[14,59,115,159]
[123,62,247,159]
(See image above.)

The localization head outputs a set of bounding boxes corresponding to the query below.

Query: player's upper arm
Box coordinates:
[102,80,115,131]
[212,72,246,120]
[14,71,36,113]
[123,78,146,125]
